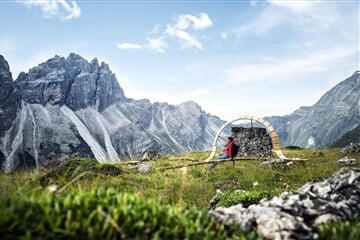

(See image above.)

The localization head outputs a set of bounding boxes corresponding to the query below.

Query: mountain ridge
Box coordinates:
[265,70,359,148]
[0,53,358,171]
[0,53,223,171]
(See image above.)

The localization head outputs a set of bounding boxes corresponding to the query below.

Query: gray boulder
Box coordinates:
[337,156,357,166]
[134,163,154,173]
[210,167,360,240]
[341,143,360,154]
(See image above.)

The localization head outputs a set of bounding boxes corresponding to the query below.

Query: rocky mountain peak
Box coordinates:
[0,53,224,171]
[100,62,111,71]
[90,58,99,68]
[15,53,126,111]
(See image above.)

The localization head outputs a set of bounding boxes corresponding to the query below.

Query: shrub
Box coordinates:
[284,146,302,150]
[210,190,272,210]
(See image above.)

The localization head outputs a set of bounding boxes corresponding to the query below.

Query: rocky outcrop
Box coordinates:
[341,142,360,154]
[16,53,126,111]
[0,56,29,170]
[132,163,154,173]
[0,56,22,133]
[142,151,162,161]
[265,71,360,148]
[210,167,360,240]
[337,156,357,166]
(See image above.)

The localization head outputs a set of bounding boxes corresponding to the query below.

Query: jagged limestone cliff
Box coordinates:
[0,54,223,171]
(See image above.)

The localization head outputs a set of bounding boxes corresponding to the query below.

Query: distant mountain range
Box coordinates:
[265,71,359,148]
[0,53,359,171]
[0,54,223,172]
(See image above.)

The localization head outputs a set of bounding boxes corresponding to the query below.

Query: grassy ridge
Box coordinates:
[0,148,359,239]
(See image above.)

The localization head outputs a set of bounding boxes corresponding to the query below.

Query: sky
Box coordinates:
[0,0,359,121]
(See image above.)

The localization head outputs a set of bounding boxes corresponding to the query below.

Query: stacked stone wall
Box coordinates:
[231,127,273,158]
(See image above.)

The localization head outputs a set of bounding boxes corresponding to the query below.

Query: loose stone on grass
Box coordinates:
[337,156,357,166]
[209,167,360,240]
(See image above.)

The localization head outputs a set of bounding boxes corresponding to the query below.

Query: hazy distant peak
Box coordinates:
[179,100,201,110]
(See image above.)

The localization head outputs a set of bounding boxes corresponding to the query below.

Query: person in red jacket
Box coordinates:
[209,137,234,169]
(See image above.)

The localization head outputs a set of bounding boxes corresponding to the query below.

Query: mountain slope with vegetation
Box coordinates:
[329,125,360,147]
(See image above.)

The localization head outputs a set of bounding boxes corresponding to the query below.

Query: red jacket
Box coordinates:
[224,140,234,158]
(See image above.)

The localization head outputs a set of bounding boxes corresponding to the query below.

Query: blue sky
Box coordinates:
[0,0,359,120]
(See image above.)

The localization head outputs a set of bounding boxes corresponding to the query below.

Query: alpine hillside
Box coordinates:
[265,71,360,148]
[1,53,358,172]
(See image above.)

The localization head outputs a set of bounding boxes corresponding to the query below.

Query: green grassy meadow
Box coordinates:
[0,148,359,239]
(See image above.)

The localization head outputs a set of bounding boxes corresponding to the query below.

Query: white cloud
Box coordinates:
[235,1,339,38]
[165,12,213,50]
[18,0,81,21]
[117,37,167,53]
[117,12,212,52]
[117,43,144,50]
[176,12,213,30]
[59,0,81,20]
[234,6,287,38]
[166,25,203,49]
[225,46,358,84]
[146,37,167,53]
[267,0,314,13]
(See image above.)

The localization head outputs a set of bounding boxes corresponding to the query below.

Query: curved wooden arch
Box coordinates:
[206,115,286,160]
